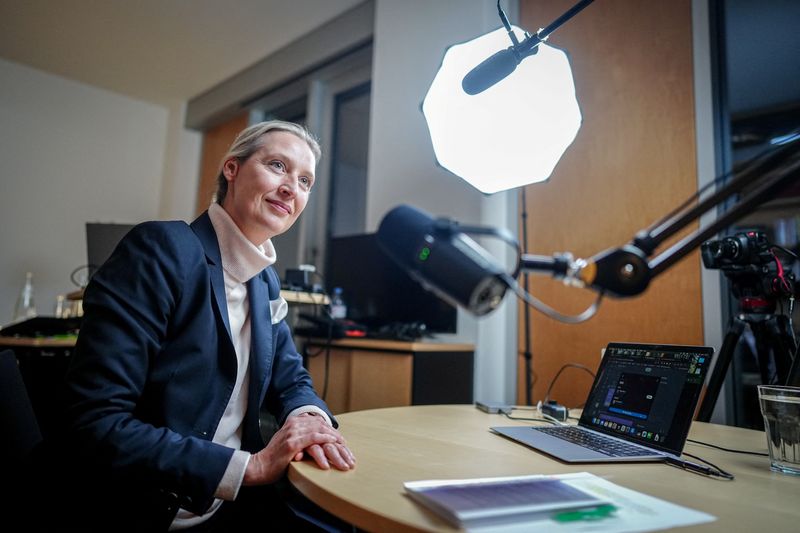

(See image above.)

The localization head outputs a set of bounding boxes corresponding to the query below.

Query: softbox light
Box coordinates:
[422,26,582,194]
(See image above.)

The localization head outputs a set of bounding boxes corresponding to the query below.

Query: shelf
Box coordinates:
[280,290,329,305]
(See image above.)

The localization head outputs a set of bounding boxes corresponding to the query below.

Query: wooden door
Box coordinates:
[195,113,249,215]
[517,0,704,406]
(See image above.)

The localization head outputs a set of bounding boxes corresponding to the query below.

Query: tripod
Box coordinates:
[697,295,797,422]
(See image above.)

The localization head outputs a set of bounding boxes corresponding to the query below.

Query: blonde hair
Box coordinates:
[213,120,321,205]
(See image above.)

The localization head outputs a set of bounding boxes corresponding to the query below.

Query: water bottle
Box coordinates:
[13,271,37,321]
[330,287,347,319]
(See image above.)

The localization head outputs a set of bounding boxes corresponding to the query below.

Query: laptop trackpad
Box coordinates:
[491,426,611,462]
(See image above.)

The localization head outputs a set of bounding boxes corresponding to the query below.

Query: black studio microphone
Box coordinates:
[461,0,597,95]
[376,205,509,316]
[462,46,524,95]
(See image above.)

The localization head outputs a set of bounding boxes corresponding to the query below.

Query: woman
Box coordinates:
[57,121,355,531]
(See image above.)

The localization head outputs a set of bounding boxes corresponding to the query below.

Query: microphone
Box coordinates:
[461,47,521,95]
[376,205,509,316]
[461,31,544,96]
[461,0,597,95]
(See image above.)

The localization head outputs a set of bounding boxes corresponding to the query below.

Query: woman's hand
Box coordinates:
[243,414,355,485]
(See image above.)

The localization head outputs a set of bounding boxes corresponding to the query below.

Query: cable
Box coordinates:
[774,244,799,259]
[686,438,769,457]
[684,453,735,480]
[301,323,333,401]
[317,286,341,401]
[541,413,568,425]
[448,195,602,325]
[295,273,336,401]
[504,273,604,323]
[448,220,523,278]
[664,455,734,480]
[307,270,330,307]
[70,265,92,288]
[544,363,596,404]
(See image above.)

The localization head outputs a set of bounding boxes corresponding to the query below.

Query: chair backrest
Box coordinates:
[0,349,43,462]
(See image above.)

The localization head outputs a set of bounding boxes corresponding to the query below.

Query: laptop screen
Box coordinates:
[578,343,713,455]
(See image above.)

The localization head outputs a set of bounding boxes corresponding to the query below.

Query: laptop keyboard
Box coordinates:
[536,426,653,457]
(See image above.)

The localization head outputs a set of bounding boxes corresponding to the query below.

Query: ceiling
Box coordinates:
[0,0,363,106]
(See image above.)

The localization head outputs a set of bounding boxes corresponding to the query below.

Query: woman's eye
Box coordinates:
[268,160,285,171]
[299,176,312,189]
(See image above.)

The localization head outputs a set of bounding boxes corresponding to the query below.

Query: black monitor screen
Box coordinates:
[86,223,135,277]
[325,233,457,336]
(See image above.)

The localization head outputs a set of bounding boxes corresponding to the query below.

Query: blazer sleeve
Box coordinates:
[64,222,232,515]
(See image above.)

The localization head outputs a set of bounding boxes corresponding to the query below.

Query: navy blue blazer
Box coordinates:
[63,212,334,522]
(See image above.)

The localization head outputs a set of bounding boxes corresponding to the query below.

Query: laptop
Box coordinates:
[492,342,714,463]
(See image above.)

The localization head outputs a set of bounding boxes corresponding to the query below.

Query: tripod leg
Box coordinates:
[766,315,799,386]
[697,319,746,422]
[751,322,779,385]
[788,347,800,386]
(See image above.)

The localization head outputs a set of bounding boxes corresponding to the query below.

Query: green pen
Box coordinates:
[552,504,617,522]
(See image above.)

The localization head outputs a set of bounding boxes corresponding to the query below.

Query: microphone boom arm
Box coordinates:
[529,137,800,298]
[509,0,597,60]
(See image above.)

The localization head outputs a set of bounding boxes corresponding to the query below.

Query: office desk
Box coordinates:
[302,339,474,414]
[288,405,797,532]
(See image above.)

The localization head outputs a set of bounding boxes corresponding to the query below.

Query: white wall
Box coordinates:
[0,58,180,321]
[157,101,202,221]
[367,0,485,228]
[368,0,519,402]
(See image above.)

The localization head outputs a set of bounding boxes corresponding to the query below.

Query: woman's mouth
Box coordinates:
[266,199,291,215]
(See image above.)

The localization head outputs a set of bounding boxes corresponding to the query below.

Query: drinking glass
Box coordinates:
[758,385,800,475]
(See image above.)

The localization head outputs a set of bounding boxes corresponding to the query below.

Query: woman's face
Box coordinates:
[221,130,316,244]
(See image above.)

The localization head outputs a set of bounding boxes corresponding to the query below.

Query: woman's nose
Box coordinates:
[278,179,297,197]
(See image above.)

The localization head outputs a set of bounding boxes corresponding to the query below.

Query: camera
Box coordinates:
[701,230,772,269]
[701,230,795,302]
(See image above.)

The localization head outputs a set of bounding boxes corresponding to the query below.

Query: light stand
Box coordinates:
[520,187,534,405]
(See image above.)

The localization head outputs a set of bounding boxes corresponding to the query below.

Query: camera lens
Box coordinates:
[717,237,741,260]
[701,230,771,270]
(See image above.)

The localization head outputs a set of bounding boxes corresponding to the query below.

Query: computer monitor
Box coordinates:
[85,223,135,277]
[325,233,458,337]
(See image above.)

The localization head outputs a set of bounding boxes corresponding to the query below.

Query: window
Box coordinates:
[252,45,372,282]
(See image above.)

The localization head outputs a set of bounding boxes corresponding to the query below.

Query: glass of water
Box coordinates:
[758,385,800,475]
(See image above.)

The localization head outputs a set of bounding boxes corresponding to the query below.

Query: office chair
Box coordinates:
[0,349,43,467]
[1,349,46,528]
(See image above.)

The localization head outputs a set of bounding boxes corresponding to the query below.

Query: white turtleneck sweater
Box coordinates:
[171,204,330,530]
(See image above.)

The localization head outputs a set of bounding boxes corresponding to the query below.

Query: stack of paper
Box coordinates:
[404,474,614,529]
[404,472,716,532]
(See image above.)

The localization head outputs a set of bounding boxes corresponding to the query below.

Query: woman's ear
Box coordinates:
[222,158,239,182]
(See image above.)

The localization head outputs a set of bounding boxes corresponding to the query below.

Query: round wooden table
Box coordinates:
[288,404,796,532]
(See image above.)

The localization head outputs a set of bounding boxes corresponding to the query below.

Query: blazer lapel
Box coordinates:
[190,213,233,343]
[246,275,274,441]
[242,275,273,444]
